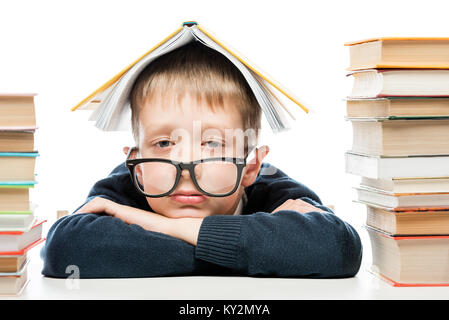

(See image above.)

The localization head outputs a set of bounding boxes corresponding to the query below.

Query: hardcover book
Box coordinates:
[0,220,45,253]
[355,186,449,211]
[345,151,449,179]
[0,182,35,211]
[349,69,449,98]
[346,37,449,71]
[0,94,36,129]
[71,21,308,133]
[367,226,449,286]
[0,268,28,295]
[345,97,449,119]
[365,204,449,235]
[0,152,38,182]
[349,118,449,156]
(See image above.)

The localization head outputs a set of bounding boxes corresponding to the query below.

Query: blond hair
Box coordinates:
[129,42,261,151]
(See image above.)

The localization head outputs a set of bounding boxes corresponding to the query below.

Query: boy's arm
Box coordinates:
[192,166,363,278]
[72,196,204,246]
[41,163,213,278]
[42,162,362,278]
[115,164,362,278]
[41,209,221,278]
[195,199,362,278]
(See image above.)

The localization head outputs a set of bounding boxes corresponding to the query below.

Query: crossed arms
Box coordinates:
[41,163,362,279]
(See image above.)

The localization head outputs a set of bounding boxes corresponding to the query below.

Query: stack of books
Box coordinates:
[0,93,44,295]
[344,38,449,287]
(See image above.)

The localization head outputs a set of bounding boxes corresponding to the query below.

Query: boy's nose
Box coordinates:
[179,164,203,180]
[177,168,200,192]
[180,168,191,179]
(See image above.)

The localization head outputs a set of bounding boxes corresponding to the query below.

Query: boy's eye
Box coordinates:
[152,140,223,149]
[204,141,222,148]
[155,140,173,148]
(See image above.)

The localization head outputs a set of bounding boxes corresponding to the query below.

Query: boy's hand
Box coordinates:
[271,199,328,214]
[74,197,202,246]
[74,197,121,217]
[74,197,171,234]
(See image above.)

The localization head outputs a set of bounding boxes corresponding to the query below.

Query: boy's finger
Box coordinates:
[74,204,90,214]
[74,201,99,214]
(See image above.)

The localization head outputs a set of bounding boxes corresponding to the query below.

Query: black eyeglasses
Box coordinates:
[125,147,249,197]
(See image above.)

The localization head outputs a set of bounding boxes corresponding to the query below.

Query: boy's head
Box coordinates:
[125,41,269,218]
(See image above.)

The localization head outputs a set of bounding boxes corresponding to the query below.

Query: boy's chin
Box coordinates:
[160,207,214,219]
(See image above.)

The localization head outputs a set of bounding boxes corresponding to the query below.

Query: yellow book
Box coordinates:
[71,21,308,133]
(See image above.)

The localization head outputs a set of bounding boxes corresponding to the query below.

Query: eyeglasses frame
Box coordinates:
[125,147,248,198]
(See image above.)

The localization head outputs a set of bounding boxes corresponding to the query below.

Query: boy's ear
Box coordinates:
[123,146,138,160]
[123,146,133,158]
[240,145,270,187]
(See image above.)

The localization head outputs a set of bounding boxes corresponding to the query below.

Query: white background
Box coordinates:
[2,0,449,269]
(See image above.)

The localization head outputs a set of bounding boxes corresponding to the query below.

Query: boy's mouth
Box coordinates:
[170,191,206,204]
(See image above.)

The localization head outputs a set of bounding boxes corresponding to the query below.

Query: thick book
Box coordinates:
[0,212,35,232]
[0,152,38,181]
[355,185,449,210]
[0,238,45,257]
[366,226,449,286]
[349,69,449,98]
[0,267,28,295]
[345,37,449,71]
[349,118,449,156]
[71,21,308,133]
[0,251,27,273]
[0,130,35,153]
[345,151,449,179]
[0,182,35,211]
[361,176,449,194]
[0,234,41,274]
[0,220,45,253]
[0,258,28,277]
[0,93,36,129]
[346,97,449,119]
[365,204,449,235]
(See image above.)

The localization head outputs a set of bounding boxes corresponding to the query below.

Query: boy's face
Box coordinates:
[125,93,269,219]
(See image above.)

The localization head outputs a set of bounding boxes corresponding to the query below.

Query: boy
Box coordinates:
[41,42,362,278]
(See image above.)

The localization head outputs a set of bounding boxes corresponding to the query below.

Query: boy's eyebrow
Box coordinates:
[142,123,178,136]
[142,122,234,137]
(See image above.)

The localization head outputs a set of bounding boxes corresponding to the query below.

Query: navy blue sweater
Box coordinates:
[41,162,362,278]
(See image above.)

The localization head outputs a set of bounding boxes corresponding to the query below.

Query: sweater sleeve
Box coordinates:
[41,213,206,278]
[194,164,363,278]
[41,163,213,278]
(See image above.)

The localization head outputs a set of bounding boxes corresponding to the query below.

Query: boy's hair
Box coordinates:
[129,42,261,152]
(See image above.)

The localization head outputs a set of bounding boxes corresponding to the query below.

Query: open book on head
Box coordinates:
[71,21,308,133]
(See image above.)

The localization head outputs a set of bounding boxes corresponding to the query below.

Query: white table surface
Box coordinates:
[2,241,449,300]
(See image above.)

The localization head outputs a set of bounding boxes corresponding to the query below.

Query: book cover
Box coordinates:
[349,69,449,98]
[366,225,449,286]
[0,238,45,256]
[71,21,309,133]
[0,220,46,253]
[345,37,449,71]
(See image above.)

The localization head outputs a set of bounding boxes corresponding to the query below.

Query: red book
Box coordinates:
[0,220,45,253]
